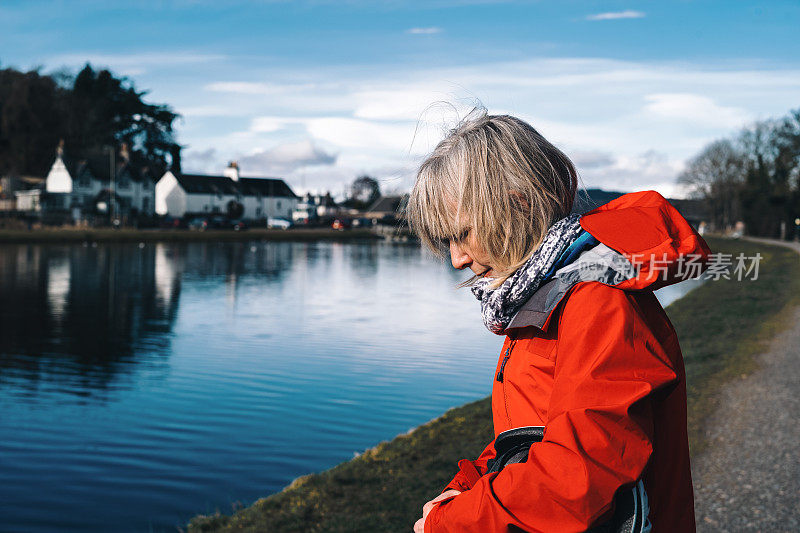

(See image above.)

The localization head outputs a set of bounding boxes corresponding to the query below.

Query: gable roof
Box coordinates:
[367,195,407,213]
[65,154,158,184]
[174,174,240,195]
[172,173,298,198]
[238,177,297,198]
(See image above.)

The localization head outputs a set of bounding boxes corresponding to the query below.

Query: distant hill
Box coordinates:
[572,188,626,214]
[573,188,708,228]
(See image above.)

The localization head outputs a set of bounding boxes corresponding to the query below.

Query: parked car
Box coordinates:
[351,217,373,228]
[187,217,209,231]
[227,219,247,231]
[208,216,227,229]
[267,217,292,230]
[159,216,185,229]
[187,216,245,231]
[332,218,351,231]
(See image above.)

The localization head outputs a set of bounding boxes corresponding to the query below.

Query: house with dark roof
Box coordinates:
[15,142,158,221]
[364,195,408,222]
[155,162,299,220]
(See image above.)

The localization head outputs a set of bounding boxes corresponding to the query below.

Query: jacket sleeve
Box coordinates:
[426,283,679,532]
[442,438,497,493]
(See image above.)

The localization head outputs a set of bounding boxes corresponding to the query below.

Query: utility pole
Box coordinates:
[106,145,116,226]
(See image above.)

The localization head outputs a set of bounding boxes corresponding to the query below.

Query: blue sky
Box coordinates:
[2,0,799,196]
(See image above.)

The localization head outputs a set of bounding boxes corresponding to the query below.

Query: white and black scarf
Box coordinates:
[471,214,584,334]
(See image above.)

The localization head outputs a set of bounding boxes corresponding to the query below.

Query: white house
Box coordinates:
[29,142,157,220]
[155,162,298,220]
[291,192,341,223]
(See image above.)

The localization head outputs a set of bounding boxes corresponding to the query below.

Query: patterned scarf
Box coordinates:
[471,214,584,334]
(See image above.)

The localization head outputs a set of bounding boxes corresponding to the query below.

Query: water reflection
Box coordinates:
[0,240,699,533]
[1,245,174,394]
[0,239,698,400]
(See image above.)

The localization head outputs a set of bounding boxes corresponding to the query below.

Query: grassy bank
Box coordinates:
[0,228,382,244]
[186,236,800,533]
[667,237,800,453]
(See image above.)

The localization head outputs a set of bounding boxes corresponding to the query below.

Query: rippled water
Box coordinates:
[0,241,698,532]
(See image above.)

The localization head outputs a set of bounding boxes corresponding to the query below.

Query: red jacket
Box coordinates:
[425,191,710,533]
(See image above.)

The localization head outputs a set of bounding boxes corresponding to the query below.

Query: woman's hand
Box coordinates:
[413,490,461,532]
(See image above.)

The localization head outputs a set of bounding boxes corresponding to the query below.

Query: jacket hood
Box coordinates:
[506,190,711,332]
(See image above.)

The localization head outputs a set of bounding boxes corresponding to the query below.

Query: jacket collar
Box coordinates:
[505,242,638,333]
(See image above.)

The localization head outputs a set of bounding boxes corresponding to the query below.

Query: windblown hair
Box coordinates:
[408,107,578,287]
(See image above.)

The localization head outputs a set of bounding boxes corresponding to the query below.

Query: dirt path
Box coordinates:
[692,237,800,532]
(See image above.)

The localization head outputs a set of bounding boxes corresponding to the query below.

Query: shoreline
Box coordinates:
[0,228,384,244]
[186,236,800,532]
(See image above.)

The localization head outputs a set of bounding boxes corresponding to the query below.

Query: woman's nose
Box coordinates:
[449,241,472,270]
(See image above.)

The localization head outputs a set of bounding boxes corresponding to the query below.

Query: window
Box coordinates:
[117,171,131,189]
[78,171,92,189]
[277,201,282,209]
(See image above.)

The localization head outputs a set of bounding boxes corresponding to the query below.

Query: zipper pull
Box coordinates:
[496,344,513,382]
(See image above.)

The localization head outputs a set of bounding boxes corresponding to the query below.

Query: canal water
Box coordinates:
[0,241,699,532]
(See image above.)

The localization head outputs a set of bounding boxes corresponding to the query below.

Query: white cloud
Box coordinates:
[353,89,454,120]
[247,115,436,156]
[170,57,800,195]
[406,27,443,34]
[48,52,226,76]
[183,148,220,173]
[571,150,615,170]
[643,93,750,129]
[178,105,239,118]
[251,116,295,133]
[206,81,316,95]
[578,150,685,197]
[586,10,645,21]
[238,139,338,175]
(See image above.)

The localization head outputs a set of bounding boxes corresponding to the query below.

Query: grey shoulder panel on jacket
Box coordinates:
[506,243,637,331]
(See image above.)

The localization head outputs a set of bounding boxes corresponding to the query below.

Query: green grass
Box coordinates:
[0,228,382,243]
[666,237,800,453]
[186,236,800,533]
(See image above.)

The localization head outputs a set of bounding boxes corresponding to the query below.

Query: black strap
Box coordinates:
[482,426,650,533]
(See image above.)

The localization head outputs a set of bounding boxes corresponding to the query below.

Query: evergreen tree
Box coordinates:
[0,63,181,177]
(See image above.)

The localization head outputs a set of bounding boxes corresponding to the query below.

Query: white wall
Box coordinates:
[45,158,72,193]
[156,171,298,219]
[184,191,238,215]
[155,172,187,217]
[241,195,297,220]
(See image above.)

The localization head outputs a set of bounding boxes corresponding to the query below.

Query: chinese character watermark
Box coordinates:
[571,251,762,283]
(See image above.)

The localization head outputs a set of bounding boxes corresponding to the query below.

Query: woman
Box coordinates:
[408,110,709,532]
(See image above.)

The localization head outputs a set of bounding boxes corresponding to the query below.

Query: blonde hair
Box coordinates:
[408,107,577,288]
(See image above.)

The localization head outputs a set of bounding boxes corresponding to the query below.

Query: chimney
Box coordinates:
[170,144,182,173]
[224,161,240,181]
[120,142,130,162]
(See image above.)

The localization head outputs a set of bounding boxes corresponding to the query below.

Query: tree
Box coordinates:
[345,175,381,209]
[0,68,64,176]
[226,199,244,219]
[0,64,181,178]
[63,64,180,173]
[678,107,800,239]
[678,138,746,231]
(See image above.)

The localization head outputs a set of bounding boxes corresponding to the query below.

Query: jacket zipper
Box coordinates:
[498,339,517,427]
[496,339,517,383]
